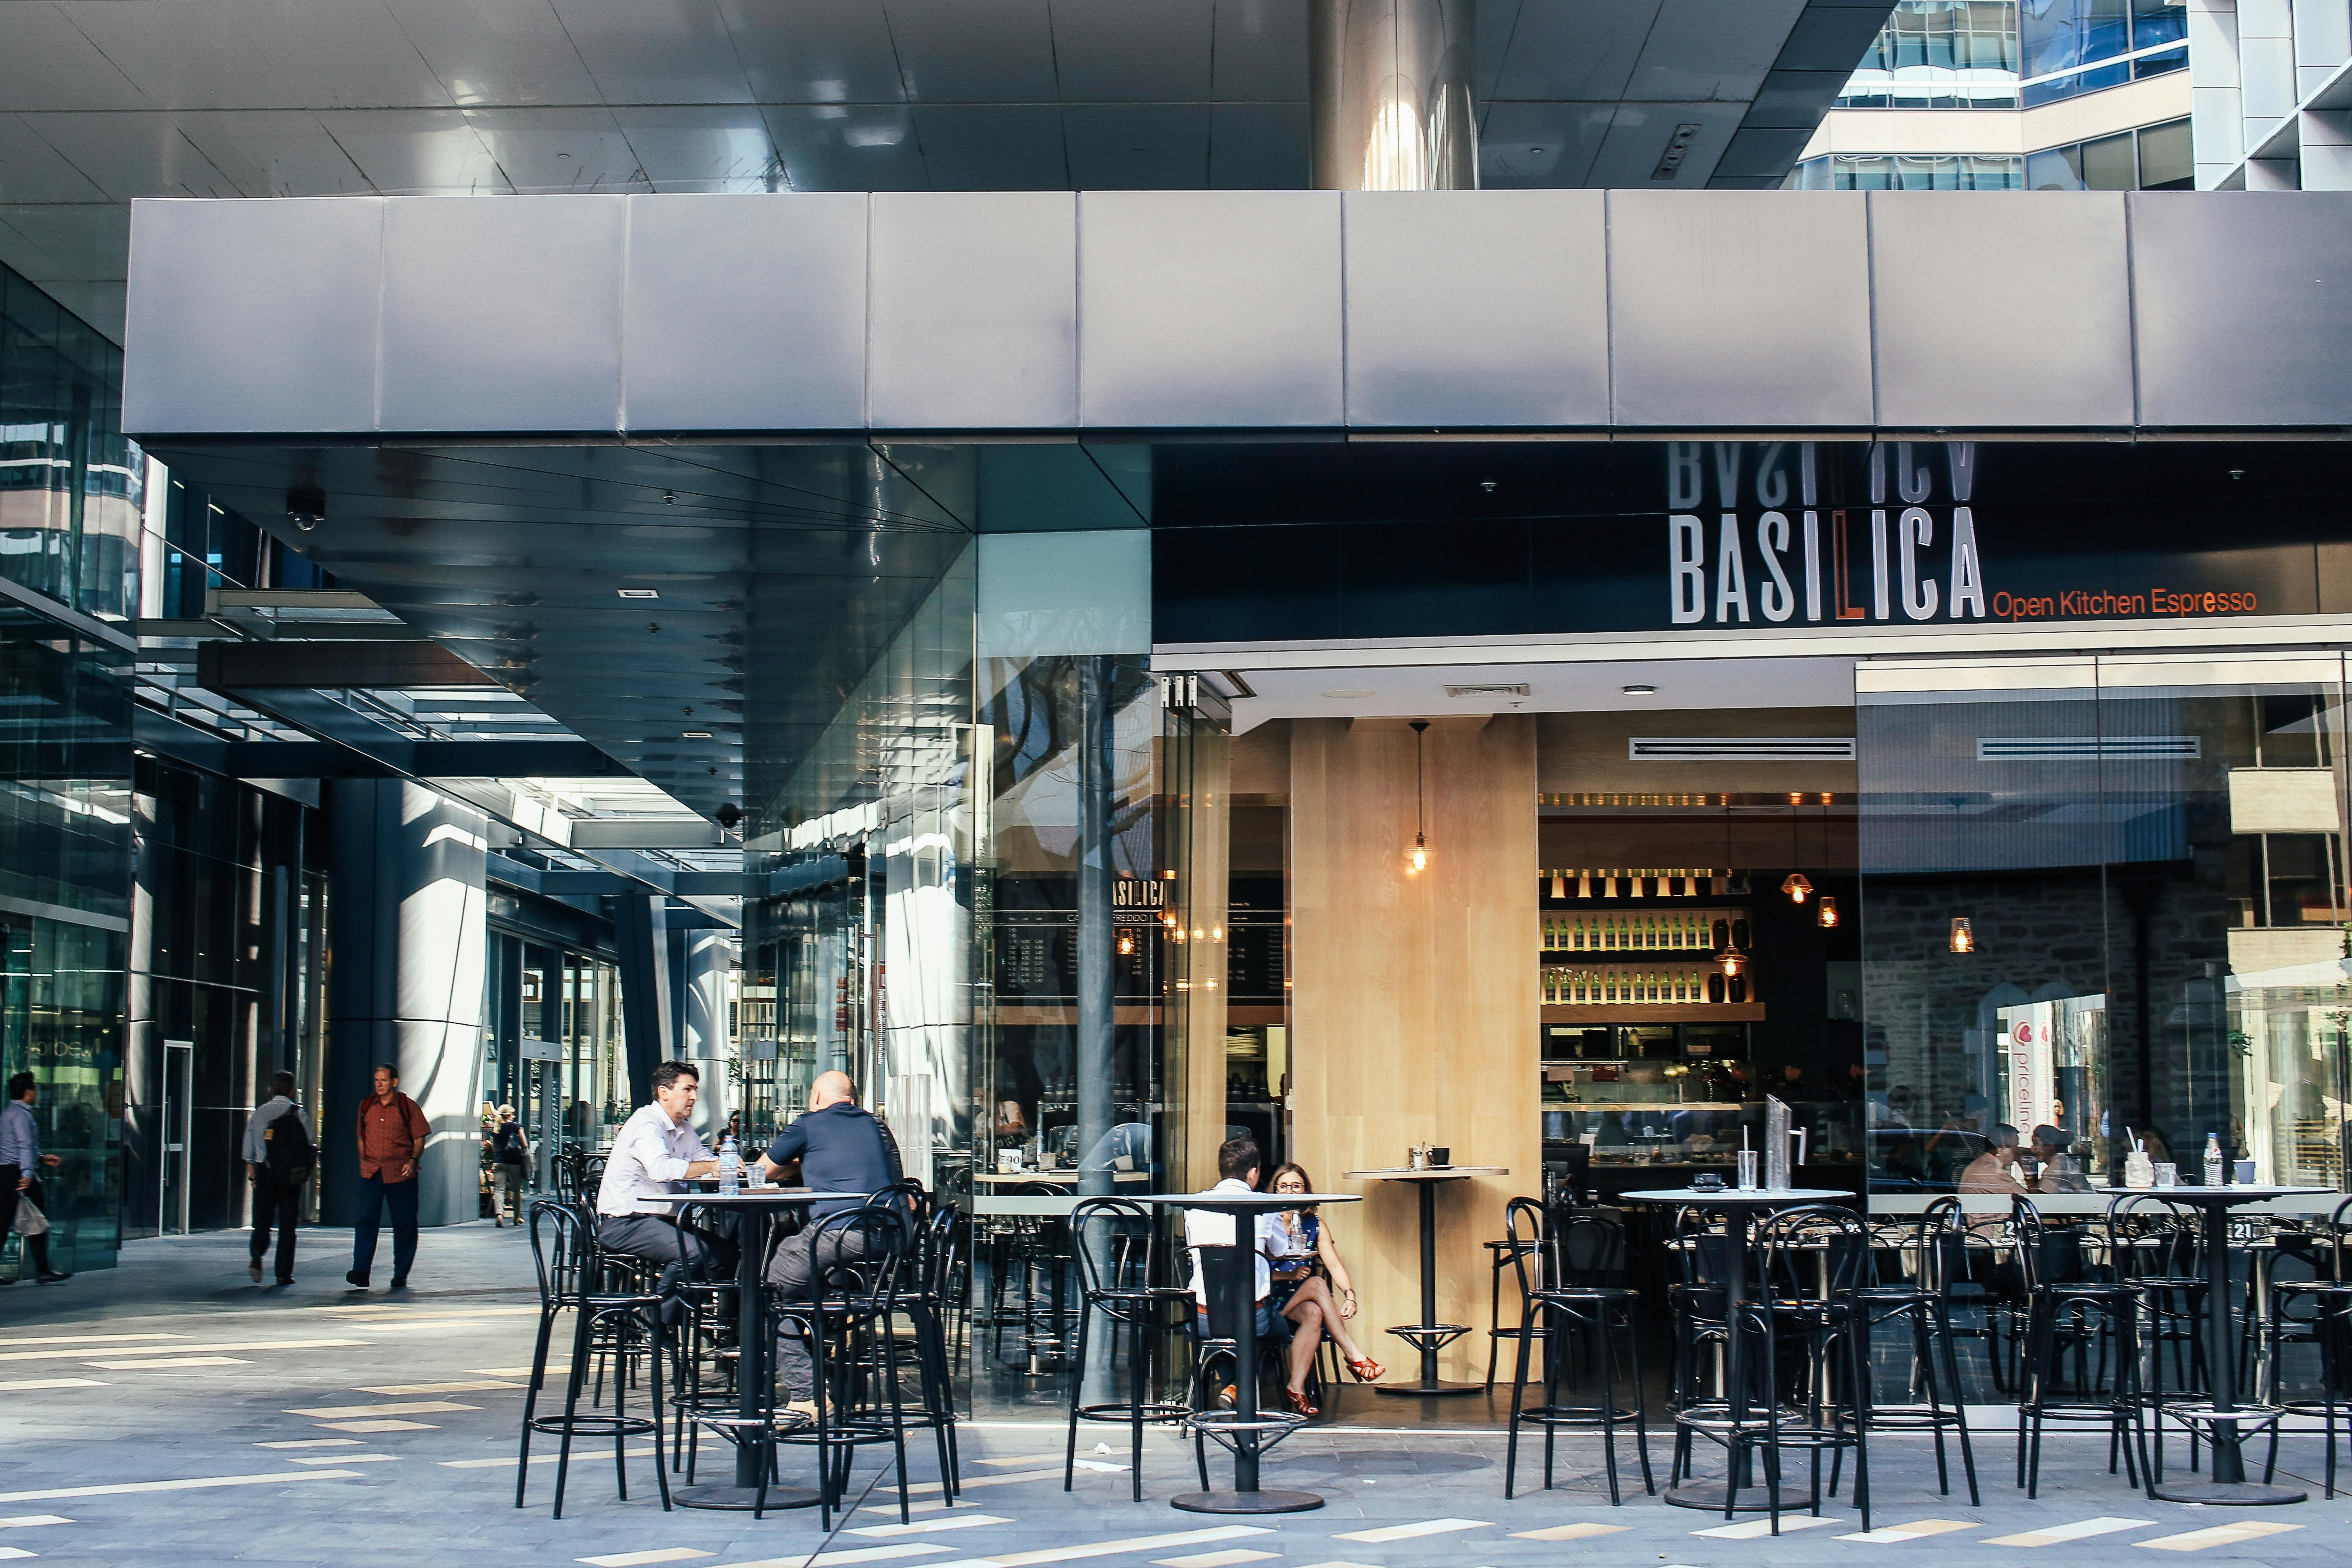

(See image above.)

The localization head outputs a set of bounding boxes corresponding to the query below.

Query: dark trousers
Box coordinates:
[0,1169,52,1276]
[352,1173,419,1281]
[766,1225,874,1396]
[251,1179,303,1281]
[600,1211,738,1305]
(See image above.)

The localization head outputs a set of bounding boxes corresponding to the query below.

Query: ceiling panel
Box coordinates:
[1479,100,1614,187]
[909,105,1068,190]
[0,202,133,278]
[1207,102,1309,188]
[763,104,927,190]
[382,0,602,107]
[1209,0,1308,103]
[0,114,110,204]
[229,0,458,109]
[1488,0,1663,103]
[613,107,781,192]
[718,0,905,104]
[466,107,649,192]
[322,109,513,193]
[1048,0,1213,102]
[883,0,1058,103]
[34,279,127,341]
[0,3,153,113]
[56,0,302,110]
[1582,98,1746,187]
[1623,0,1805,102]
[15,112,241,201]
[550,0,754,104]
[1062,105,1210,190]
[172,110,375,197]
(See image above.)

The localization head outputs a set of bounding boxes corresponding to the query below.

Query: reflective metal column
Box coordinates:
[1310,0,1479,191]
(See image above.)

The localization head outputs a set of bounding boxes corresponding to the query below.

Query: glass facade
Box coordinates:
[1835,0,2185,113]
[2026,116,2194,189]
[2020,0,2187,106]
[0,263,141,623]
[1788,153,2027,190]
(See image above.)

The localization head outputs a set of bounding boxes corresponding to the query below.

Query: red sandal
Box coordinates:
[1283,1386,1319,1417]
[1347,1357,1386,1383]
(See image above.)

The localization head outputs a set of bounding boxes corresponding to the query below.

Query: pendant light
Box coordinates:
[1781,872,1813,904]
[1817,895,1839,929]
[1714,800,1742,974]
[1949,916,1975,953]
[1406,720,1431,874]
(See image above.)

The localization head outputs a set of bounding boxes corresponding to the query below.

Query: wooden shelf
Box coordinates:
[1543,946,1731,959]
[1541,1003,1766,1023]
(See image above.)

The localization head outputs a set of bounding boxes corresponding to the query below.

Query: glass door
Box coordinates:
[160,1038,193,1236]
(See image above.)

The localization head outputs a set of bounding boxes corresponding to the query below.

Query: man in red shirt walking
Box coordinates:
[349,1063,430,1290]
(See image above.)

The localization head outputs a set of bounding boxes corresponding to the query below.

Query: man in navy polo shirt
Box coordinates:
[753,1071,901,1408]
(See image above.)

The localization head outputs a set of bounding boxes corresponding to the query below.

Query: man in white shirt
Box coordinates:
[596,1061,734,1296]
[1185,1136,1290,1348]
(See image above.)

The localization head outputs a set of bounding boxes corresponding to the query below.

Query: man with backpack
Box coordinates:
[243,1070,312,1285]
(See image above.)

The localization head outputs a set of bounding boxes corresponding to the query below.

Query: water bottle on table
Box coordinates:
[2202,1131,2223,1188]
[718,1134,741,1195]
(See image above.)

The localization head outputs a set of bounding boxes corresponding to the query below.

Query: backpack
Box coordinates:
[493,1123,527,1165]
[263,1103,315,1184]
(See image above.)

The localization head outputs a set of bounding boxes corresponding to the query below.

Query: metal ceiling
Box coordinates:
[0,0,1891,341]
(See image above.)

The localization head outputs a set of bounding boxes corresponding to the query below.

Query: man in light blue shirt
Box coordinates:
[0,1072,67,1283]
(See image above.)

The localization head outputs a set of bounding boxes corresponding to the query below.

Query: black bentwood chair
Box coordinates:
[772,1200,921,1529]
[2012,1197,2150,1499]
[1742,1205,1873,1535]
[1065,1198,1194,1501]
[516,1200,671,1518]
[1851,1197,1981,1504]
[1501,1197,1654,1504]
[2265,1195,2352,1495]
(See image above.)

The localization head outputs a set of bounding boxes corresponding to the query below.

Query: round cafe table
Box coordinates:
[1127,1190,1362,1515]
[2098,1184,2324,1507]
[637,1187,870,1511]
[1620,1186,1853,1511]
[1342,1167,1508,1397]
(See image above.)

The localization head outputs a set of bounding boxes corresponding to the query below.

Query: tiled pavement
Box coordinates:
[3,1225,2349,1565]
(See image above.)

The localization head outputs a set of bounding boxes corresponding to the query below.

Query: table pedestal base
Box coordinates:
[2150,1480,2306,1507]
[1372,1380,1485,1398]
[1663,1480,1810,1513]
[1171,1488,1325,1514]
[671,1483,821,1511]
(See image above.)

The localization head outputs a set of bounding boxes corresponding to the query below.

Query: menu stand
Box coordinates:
[1343,1167,1508,1397]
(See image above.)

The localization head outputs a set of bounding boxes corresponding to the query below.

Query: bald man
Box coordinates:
[753,1072,903,1407]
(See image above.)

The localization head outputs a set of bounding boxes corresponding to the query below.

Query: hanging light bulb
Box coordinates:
[1949,916,1974,954]
[1781,872,1813,904]
[1116,929,1136,956]
[1717,945,1746,979]
[1405,720,1432,875]
[1817,895,1839,929]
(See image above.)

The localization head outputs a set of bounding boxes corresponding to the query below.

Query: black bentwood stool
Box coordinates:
[1501,1197,1654,1504]
[837,1182,963,1508]
[516,1200,672,1518]
[1852,1198,1981,1505]
[1484,1234,1542,1390]
[1742,1205,1874,1535]
[773,1201,921,1529]
[2011,1197,2151,1499]
[1065,1197,1195,1501]
[2265,1195,2352,1496]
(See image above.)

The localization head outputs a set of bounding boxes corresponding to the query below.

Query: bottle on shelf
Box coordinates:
[1712,917,1730,951]
[1732,916,1751,949]
[1577,867,1593,899]
[1551,868,1568,900]
[1707,970,1725,1004]
[1727,973,1748,1004]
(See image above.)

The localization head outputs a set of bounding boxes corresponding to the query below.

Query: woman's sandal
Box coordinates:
[1283,1386,1319,1417]
[1346,1357,1387,1383]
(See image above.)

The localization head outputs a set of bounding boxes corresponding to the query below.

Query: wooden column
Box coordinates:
[1290,715,1540,1384]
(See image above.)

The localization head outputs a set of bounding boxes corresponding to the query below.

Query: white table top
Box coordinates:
[971,1171,1151,1185]
[635,1188,869,1206]
[1124,1192,1363,1210]
[1344,1167,1507,1180]
[2096,1185,2327,1203]
[1619,1187,1853,1204]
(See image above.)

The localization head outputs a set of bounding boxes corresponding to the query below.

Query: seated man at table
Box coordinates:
[753,1071,901,1413]
[1958,1122,2029,1195]
[595,1060,734,1305]
[1185,1136,1292,1407]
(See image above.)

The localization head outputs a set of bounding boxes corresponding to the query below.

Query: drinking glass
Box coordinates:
[1736,1150,1759,1191]
[2236,1159,2258,1184]
[2153,1161,2177,1188]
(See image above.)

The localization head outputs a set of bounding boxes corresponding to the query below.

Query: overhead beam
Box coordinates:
[198,637,497,690]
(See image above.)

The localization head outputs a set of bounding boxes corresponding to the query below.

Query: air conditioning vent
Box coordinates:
[1444,683,1531,699]
[1628,737,1856,762]
[1976,735,2201,761]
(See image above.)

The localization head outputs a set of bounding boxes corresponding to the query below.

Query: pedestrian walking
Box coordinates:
[348,1063,429,1290]
[0,1071,70,1284]
[244,1070,312,1285]
[490,1105,528,1225]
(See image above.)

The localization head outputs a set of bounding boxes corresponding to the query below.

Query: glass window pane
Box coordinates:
[2080,130,2137,188]
[2028,145,2086,189]
[2137,117,2194,188]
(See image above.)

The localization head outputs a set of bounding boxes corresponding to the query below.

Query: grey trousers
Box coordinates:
[764,1225,875,1398]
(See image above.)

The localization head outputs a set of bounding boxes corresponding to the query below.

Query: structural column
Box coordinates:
[325,780,488,1228]
[1311,0,1479,190]
[680,928,733,1143]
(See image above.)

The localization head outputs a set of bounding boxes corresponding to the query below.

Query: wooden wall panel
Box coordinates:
[1290,715,1540,1384]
